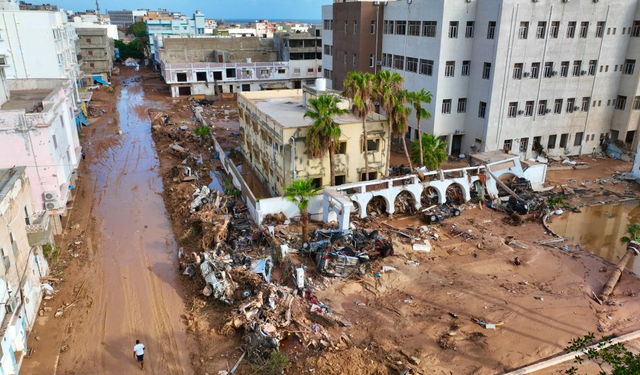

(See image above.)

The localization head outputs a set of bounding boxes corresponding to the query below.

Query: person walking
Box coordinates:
[133,340,146,370]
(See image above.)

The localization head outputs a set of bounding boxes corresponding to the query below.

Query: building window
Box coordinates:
[337,141,347,154]
[449,21,458,38]
[482,62,491,79]
[616,95,627,110]
[572,60,582,76]
[503,139,513,152]
[423,21,437,37]
[395,21,406,35]
[478,101,487,118]
[465,21,474,38]
[406,57,418,73]
[548,135,557,149]
[582,97,590,112]
[371,20,376,34]
[633,96,640,110]
[360,171,378,181]
[196,72,207,81]
[531,62,540,79]
[408,21,420,36]
[508,102,518,118]
[461,60,470,76]
[536,21,546,39]
[513,63,523,79]
[579,21,589,38]
[596,21,605,38]
[544,62,554,78]
[573,132,583,146]
[442,99,452,114]
[383,20,391,34]
[538,100,548,115]
[524,101,534,116]
[353,20,358,34]
[559,133,569,148]
[487,21,496,39]
[324,44,332,55]
[457,98,467,113]
[362,138,380,152]
[624,59,636,75]
[86,38,91,43]
[323,69,332,80]
[344,52,347,65]
[444,61,455,77]
[518,22,529,39]
[344,20,348,33]
[393,55,404,70]
[560,61,569,77]
[550,21,560,38]
[588,60,597,75]
[566,21,576,38]
[632,21,640,37]
[420,59,433,76]
[554,99,563,114]
[567,98,576,113]
[368,54,374,68]
[353,53,357,67]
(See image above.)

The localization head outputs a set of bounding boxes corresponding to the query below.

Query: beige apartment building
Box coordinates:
[238,83,389,196]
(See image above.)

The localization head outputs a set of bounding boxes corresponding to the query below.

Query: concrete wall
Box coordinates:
[76,27,114,76]
[159,36,278,64]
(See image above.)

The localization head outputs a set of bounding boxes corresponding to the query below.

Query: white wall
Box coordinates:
[322,5,334,88]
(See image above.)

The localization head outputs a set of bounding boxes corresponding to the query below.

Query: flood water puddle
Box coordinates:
[548,200,640,273]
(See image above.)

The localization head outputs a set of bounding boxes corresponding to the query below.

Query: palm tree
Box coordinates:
[620,223,640,244]
[600,223,640,300]
[389,90,413,170]
[343,71,375,180]
[407,89,433,167]
[284,179,322,243]
[374,70,405,174]
[411,134,448,170]
[194,125,211,146]
[304,95,349,186]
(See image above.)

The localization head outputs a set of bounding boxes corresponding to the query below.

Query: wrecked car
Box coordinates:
[421,204,461,224]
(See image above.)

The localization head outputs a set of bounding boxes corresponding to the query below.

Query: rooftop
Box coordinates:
[471,150,519,165]
[0,167,26,202]
[1,90,51,113]
[245,89,380,128]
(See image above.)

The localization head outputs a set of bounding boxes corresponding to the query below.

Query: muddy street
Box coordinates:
[24,71,195,374]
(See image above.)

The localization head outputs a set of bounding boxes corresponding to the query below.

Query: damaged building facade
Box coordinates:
[323,0,640,158]
[0,167,51,375]
[238,83,389,196]
[74,27,115,84]
[156,34,323,97]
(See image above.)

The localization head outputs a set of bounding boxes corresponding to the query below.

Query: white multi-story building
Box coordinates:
[324,0,640,158]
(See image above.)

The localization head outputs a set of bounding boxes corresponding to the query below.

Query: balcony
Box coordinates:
[25,211,52,247]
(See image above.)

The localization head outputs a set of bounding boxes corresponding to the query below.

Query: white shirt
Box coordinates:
[134,343,145,356]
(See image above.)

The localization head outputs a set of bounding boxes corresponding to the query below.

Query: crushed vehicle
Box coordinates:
[421,203,461,224]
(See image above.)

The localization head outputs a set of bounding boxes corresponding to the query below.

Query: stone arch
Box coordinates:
[394,190,418,215]
[496,172,518,195]
[366,196,389,216]
[446,183,465,204]
[421,186,440,206]
[350,201,361,216]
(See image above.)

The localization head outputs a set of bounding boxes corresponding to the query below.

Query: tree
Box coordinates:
[389,90,413,170]
[565,333,640,374]
[304,94,349,186]
[374,70,405,174]
[407,89,433,167]
[343,72,375,180]
[284,179,321,243]
[194,125,211,146]
[411,134,447,171]
[114,40,145,60]
[126,21,148,38]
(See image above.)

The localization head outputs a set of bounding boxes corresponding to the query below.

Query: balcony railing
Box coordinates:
[26,211,52,247]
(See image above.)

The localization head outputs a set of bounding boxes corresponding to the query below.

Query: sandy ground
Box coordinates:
[22,68,195,374]
[21,67,640,375]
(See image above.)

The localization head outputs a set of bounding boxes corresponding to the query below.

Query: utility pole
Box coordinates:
[95,0,100,16]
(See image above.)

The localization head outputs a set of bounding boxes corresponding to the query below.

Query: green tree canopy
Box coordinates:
[284,179,321,243]
[126,21,148,38]
[411,134,447,170]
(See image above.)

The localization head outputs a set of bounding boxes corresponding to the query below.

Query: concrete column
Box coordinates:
[322,194,330,223]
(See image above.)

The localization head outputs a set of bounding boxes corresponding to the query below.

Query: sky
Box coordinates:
[54,0,332,21]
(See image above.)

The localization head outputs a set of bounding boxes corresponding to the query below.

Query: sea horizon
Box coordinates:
[217,18,321,24]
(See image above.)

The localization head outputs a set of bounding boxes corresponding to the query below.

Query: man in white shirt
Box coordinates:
[133,340,146,370]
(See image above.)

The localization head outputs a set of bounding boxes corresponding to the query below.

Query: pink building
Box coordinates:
[0,79,80,233]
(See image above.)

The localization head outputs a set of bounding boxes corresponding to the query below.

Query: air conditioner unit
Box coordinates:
[532,0,540,2]
[45,201,60,210]
[545,108,552,113]
[517,110,525,115]
[5,298,17,314]
[43,191,58,201]
[562,0,570,2]
[580,70,587,75]
[523,72,531,77]
[574,106,581,111]
[376,60,382,66]
[551,71,558,76]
